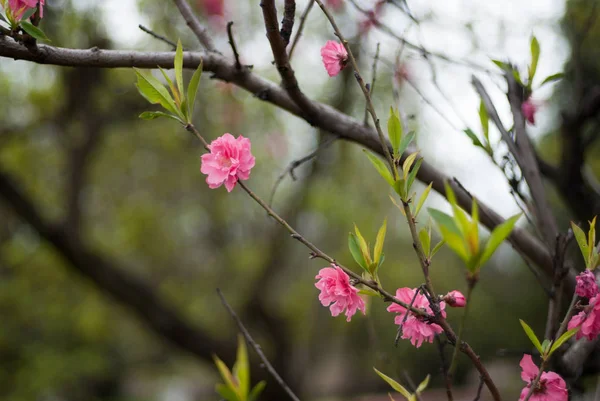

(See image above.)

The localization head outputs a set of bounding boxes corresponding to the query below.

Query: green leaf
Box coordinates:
[19,7,36,21]
[19,21,50,41]
[414,183,432,217]
[354,224,372,267]
[186,60,203,121]
[513,69,524,86]
[479,100,489,141]
[233,335,250,398]
[416,374,430,393]
[491,59,509,70]
[549,327,579,356]
[217,384,241,401]
[463,128,484,149]
[175,39,185,103]
[388,108,403,157]
[402,152,419,179]
[528,35,540,84]
[248,381,266,401]
[539,73,564,87]
[429,209,462,237]
[541,339,551,353]
[479,213,521,266]
[397,131,416,157]
[349,233,369,272]
[419,227,431,258]
[214,356,240,398]
[405,158,422,195]
[364,150,394,186]
[374,219,387,266]
[519,319,543,354]
[431,240,445,258]
[138,111,183,123]
[359,288,381,297]
[571,221,590,265]
[429,209,469,261]
[158,66,181,106]
[0,13,7,23]
[134,68,182,117]
[373,368,411,398]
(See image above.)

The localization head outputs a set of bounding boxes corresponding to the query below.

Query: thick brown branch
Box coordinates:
[0,37,559,290]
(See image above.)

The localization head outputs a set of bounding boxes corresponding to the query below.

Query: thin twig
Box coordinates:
[436,337,454,401]
[138,25,177,49]
[363,43,380,127]
[226,21,242,70]
[402,371,423,401]
[394,285,422,346]
[473,376,485,401]
[268,135,337,207]
[172,0,218,52]
[217,289,301,401]
[288,0,315,61]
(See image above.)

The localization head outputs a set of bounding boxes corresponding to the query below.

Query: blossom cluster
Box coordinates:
[5,0,44,20]
[568,270,600,340]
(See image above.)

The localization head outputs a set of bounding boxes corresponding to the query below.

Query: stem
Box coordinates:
[449,282,475,375]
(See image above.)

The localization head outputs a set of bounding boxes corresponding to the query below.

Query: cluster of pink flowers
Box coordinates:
[200,133,255,192]
[575,270,598,299]
[519,354,568,401]
[320,41,348,77]
[522,98,538,125]
[387,287,447,348]
[6,0,44,19]
[567,270,600,340]
[314,264,365,322]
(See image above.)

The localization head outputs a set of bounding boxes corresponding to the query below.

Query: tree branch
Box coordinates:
[0,37,559,290]
[172,0,217,52]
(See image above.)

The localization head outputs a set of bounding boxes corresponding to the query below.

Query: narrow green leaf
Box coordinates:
[439,225,469,262]
[388,108,402,157]
[414,183,432,217]
[158,66,181,106]
[248,381,266,401]
[513,69,524,86]
[491,59,509,70]
[479,100,489,141]
[539,73,564,87]
[374,219,387,265]
[416,374,430,393]
[549,327,579,356]
[216,384,241,401]
[214,356,240,398]
[419,227,431,258]
[139,111,183,123]
[19,7,36,21]
[529,36,540,83]
[20,21,50,41]
[405,158,422,195]
[186,60,203,121]
[233,335,250,397]
[571,221,589,265]
[431,240,445,258]
[402,152,419,179]
[364,150,394,187]
[373,368,411,398]
[175,39,185,102]
[519,319,543,354]
[349,233,369,272]
[397,131,415,157]
[479,213,521,266]
[354,224,372,267]
[358,288,381,297]
[541,339,551,353]
[463,128,484,148]
[428,209,462,237]
[134,68,182,117]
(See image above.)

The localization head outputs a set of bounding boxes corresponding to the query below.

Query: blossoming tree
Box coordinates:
[1,0,600,400]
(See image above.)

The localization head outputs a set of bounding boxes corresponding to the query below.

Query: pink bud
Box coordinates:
[521,98,538,125]
[443,290,466,308]
[576,270,599,299]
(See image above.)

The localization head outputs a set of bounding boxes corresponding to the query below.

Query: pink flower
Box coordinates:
[568,294,600,340]
[576,270,598,299]
[200,133,255,192]
[518,354,568,401]
[320,41,348,77]
[387,287,446,348]
[8,0,44,19]
[443,290,467,308]
[522,98,538,125]
[315,264,365,322]
[198,0,224,17]
[326,0,343,11]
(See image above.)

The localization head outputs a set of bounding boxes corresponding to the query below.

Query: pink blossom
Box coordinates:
[387,287,446,348]
[315,264,365,322]
[198,0,224,17]
[320,41,348,77]
[568,294,600,340]
[522,98,538,125]
[518,354,568,401]
[200,133,255,192]
[326,0,343,11]
[443,290,467,308]
[8,0,44,19]
[576,270,598,299]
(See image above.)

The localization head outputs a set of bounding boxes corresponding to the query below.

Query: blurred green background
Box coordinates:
[0,0,599,400]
